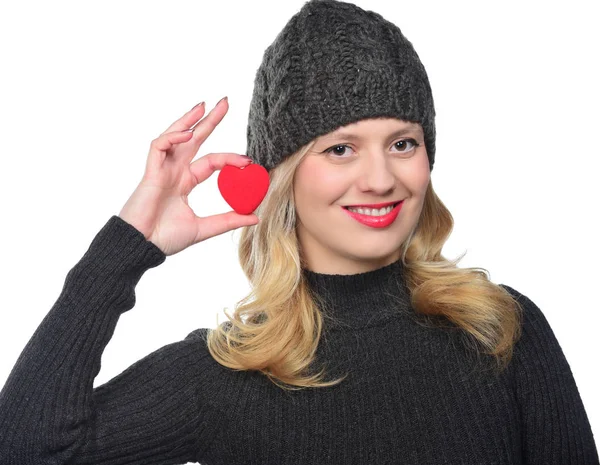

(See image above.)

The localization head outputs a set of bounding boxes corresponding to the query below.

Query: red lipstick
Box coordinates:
[342,201,404,228]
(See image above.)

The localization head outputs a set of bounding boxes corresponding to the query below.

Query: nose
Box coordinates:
[356,152,397,196]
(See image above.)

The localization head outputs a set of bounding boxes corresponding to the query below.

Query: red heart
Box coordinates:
[217,163,270,215]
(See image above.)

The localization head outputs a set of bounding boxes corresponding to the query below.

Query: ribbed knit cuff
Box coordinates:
[70,215,166,284]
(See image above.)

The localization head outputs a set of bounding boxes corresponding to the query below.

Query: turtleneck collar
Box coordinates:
[301,258,413,330]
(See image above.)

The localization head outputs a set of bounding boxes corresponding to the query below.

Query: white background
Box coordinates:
[0,0,598,455]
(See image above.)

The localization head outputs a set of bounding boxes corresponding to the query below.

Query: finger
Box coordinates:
[195,212,259,244]
[150,130,194,153]
[187,96,229,147]
[162,102,207,134]
[146,130,194,172]
[189,152,253,184]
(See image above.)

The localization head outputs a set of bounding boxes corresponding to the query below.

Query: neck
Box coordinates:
[302,257,412,330]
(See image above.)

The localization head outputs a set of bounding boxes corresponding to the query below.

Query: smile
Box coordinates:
[342,201,404,228]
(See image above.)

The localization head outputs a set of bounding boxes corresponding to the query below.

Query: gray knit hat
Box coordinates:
[246,0,436,172]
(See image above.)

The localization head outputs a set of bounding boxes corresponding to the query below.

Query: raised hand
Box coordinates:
[118,97,259,256]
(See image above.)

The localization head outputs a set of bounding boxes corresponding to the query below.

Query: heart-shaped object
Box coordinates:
[217,163,270,215]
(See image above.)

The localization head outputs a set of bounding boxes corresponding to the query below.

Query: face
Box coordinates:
[293,117,430,275]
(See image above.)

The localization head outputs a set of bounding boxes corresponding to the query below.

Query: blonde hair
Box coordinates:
[205,139,524,390]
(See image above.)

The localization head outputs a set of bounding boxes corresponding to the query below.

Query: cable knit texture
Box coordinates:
[0,215,598,464]
[246,0,437,172]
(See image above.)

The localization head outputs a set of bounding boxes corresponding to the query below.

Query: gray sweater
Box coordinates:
[0,215,598,464]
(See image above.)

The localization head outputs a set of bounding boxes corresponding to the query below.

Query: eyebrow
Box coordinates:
[323,125,422,141]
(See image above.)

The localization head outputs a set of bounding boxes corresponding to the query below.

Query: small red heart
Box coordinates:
[217,163,270,215]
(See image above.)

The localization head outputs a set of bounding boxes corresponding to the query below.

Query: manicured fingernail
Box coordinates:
[191,101,205,111]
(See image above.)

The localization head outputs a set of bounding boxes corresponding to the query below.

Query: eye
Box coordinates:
[322,138,420,158]
[325,145,353,157]
[392,138,420,153]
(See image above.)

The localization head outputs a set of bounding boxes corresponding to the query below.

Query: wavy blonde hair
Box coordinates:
[205,138,524,390]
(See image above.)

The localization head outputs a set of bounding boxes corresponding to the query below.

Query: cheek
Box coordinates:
[295,160,347,206]
[414,169,430,195]
[405,151,431,195]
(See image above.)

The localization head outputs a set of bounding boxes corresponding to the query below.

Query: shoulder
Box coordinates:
[498,283,570,373]
[185,327,210,342]
[183,326,234,376]
[498,283,548,328]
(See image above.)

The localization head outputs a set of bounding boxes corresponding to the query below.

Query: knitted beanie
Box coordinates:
[245,0,437,172]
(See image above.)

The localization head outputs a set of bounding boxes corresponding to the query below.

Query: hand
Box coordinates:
[118,97,259,256]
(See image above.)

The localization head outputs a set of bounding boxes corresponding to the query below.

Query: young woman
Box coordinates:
[0,0,598,464]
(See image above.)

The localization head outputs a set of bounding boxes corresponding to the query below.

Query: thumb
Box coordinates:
[194,211,259,244]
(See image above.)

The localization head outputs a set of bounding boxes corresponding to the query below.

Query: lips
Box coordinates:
[342,201,404,228]
[343,201,402,210]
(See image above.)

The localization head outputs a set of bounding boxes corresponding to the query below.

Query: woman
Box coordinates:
[0,0,597,463]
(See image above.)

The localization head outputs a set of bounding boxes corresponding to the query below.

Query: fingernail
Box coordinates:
[191,101,205,111]
[218,96,228,105]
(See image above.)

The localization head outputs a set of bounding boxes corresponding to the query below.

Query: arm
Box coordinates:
[0,216,220,464]
[501,284,599,464]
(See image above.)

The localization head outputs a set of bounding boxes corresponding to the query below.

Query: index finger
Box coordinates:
[163,101,207,134]
[187,96,229,148]
[189,152,252,185]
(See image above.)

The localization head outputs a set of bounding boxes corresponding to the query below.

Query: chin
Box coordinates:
[344,246,402,263]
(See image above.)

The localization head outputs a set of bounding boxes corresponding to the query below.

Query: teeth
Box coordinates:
[347,205,395,216]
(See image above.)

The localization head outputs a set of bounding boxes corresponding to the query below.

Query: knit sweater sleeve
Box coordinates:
[501,284,599,464]
[0,216,219,464]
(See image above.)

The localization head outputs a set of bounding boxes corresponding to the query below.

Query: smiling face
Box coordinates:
[293,117,431,275]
